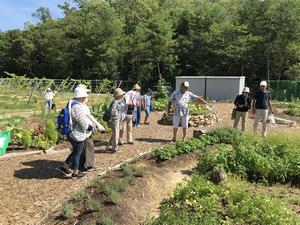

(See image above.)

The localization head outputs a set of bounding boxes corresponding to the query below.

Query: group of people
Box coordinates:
[55,79,273,179]
[233,80,273,137]
[57,84,153,179]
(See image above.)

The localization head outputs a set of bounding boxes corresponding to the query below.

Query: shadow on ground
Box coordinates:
[14,160,65,179]
[135,138,171,143]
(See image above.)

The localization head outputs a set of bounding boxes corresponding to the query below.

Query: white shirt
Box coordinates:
[44,91,54,100]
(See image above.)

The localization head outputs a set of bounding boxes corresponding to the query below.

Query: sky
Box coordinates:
[0,0,67,31]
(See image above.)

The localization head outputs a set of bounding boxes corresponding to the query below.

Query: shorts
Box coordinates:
[173,115,189,128]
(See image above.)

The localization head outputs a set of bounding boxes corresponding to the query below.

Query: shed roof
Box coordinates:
[176,76,245,79]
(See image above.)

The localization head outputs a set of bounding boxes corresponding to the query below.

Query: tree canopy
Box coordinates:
[0,0,299,87]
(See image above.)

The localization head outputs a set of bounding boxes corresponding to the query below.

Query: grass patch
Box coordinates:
[86,197,101,212]
[109,191,119,205]
[98,216,116,225]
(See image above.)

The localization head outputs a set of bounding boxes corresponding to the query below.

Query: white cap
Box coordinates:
[74,87,89,98]
[182,81,189,88]
[260,81,267,86]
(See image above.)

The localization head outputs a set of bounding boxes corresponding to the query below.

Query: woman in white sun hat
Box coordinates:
[233,87,252,131]
[58,87,91,179]
[252,81,273,137]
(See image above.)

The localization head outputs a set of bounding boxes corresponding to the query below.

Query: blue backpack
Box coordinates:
[57,101,78,136]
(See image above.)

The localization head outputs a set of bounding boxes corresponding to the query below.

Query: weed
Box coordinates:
[104,178,127,195]
[98,216,116,225]
[86,197,101,212]
[63,203,74,219]
[123,175,136,186]
[45,120,58,144]
[76,189,88,201]
[93,176,102,186]
[109,191,119,205]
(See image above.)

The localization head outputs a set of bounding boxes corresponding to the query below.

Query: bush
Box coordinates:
[45,120,58,144]
[11,128,32,148]
[154,145,177,160]
[151,98,169,111]
[104,178,127,195]
[149,175,299,225]
[63,203,74,219]
[31,134,52,150]
[86,197,101,212]
[21,129,32,148]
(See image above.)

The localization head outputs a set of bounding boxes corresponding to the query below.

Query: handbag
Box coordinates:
[231,109,237,120]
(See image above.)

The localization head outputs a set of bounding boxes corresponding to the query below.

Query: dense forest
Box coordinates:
[0,0,299,86]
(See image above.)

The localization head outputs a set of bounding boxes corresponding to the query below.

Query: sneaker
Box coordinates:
[56,166,72,177]
[118,142,124,146]
[72,172,86,179]
[127,142,134,145]
[85,166,97,172]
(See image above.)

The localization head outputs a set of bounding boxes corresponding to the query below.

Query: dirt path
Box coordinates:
[0,103,299,225]
[0,111,193,225]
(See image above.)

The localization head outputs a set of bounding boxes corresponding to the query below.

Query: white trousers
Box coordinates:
[253,109,268,137]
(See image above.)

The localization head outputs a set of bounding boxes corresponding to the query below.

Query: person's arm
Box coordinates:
[247,97,252,109]
[268,99,274,113]
[87,114,105,132]
[190,92,208,106]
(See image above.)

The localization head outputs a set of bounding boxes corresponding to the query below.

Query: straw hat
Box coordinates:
[132,84,141,90]
[74,87,89,98]
[114,88,126,97]
[242,87,250,93]
[260,81,267,87]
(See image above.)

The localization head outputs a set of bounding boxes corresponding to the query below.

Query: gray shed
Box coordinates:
[176,76,246,101]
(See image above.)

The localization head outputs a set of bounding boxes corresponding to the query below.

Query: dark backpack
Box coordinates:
[103,101,114,122]
[57,101,78,136]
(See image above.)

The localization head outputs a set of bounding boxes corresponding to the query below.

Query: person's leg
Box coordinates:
[144,107,150,124]
[182,116,189,141]
[241,112,248,132]
[112,121,120,151]
[253,109,261,134]
[49,99,53,110]
[261,110,268,137]
[71,140,85,174]
[233,111,242,129]
[127,115,133,143]
[137,106,141,126]
[119,119,125,144]
[172,115,180,141]
[79,139,87,170]
[84,137,95,168]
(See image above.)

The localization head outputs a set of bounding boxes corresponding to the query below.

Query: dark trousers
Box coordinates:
[79,137,95,169]
[66,137,84,171]
[134,106,141,125]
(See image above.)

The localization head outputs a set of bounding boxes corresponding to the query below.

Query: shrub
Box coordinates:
[86,197,101,212]
[63,203,74,219]
[123,175,137,185]
[104,178,127,195]
[154,145,177,160]
[98,216,115,225]
[31,134,52,150]
[45,120,58,144]
[21,129,32,148]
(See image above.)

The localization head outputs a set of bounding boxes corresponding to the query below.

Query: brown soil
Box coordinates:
[0,103,299,225]
[45,153,198,225]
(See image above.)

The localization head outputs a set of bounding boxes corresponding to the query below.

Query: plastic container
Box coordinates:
[0,130,11,156]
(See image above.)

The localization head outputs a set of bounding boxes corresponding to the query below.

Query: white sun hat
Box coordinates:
[74,87,89,98]
[77,84,91,92]
[260,81,268,86]
[242,87,250,93]
[182,81,189,88]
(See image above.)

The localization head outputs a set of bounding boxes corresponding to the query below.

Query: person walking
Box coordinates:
[106,88,126,152]
[233,87,251,131]
[77,85,106,171]
[167,81,208,142]
[253,81,274,137]
[58,87,91,179]
[143,89,152,125]
[44,88,55,110]
[119,84,140,145]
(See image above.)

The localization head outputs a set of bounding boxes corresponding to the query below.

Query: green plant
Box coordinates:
[31,134,52,150]
[149,175,299,225]
[86,197,101,212]
[154,145,177,160]
[109,190,119,205]
[21,129,32,148]
[208,127,245,145]
[123,175,137,186]
[151,98,169,111]
[104,178,128,194]
[11,128,32,148]
[63,203,74,219]
[76,189,88,201]
[93,176,102,185]
[98,216,116,225]
[45,120,58,144]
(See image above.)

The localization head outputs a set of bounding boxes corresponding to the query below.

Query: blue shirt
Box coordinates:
[254,91,271,110]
